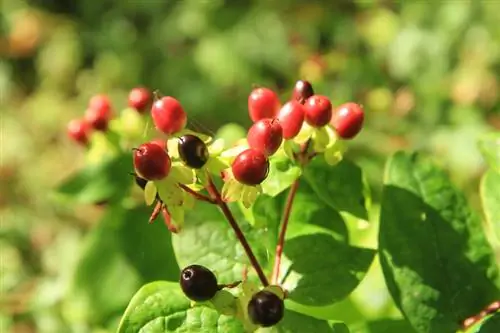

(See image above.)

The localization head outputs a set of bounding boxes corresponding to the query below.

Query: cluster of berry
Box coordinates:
[66,80,365,329]
[67,87,152,145]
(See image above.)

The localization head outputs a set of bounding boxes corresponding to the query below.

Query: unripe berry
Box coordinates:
[277,101,305,139]
[247,119,283,156]
[231,149,269,186]
[67,119,91,145]
[128,87,151,113]
[178,135,209,169]
[248,88,281,122]
[151,97,187,135]
[248,290,284,327]
[84,94,113,131]
[180,265,218,302]
[292,80,314,104]
[133,142,172,180]
[304,95,332,128]
[330,102,364,139]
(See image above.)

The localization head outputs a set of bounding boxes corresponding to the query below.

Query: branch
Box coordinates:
[206,177,270,287]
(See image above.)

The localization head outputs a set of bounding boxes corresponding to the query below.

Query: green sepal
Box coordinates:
[144,181,157,206]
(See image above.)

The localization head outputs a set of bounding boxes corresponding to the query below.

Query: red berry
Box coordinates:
[231,149,269,186]
[67,119,91,145]
[247,119,283,156]
[151,97,187,135]
[303,95,332,128]
[277,101,305,139]
[248,88,281,122]
[330,102,364,139]
[133,142,172,180]
[128,87,151,112]
[84,94,113,131]
[292,80,314,104]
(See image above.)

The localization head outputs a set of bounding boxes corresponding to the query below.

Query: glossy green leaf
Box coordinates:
[144,181,157,206]
[478,132,500,171]
[118,281,243,333]
[172,202,269,284]
[257,309,347,333]
[261,156,302,197]
[379,151,500,333]
[350,319,416,333]
[282,233,374,306]
[302,156,368,219]
[55,152,132,204]
[480,170,500,242]
[63,205,178,325]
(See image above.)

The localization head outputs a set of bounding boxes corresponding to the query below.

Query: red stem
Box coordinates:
[178,183,216,204]
[271,178,300,284]
[206,178,269,287]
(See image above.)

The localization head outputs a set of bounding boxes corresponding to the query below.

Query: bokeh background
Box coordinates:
[2,0,500,332]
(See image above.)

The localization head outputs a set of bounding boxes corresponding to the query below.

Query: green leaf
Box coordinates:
[257,309,345,333]
[55,152,132,204]
[302,156,368,220]
[252,180,349,251]
[379,151,500,333]
[118,281,243,333]
[350,319,416,333]
[261,155,302,197]
[480,170,500,243]
[478,132,500,171]
[282,233,374,306]
[63,205,179,325]
[172,202,269,284]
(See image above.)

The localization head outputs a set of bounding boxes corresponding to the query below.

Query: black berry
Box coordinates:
[292,80,314,104]
[180,264,218,302]
[178,135,209,169]
[247,290,284,327]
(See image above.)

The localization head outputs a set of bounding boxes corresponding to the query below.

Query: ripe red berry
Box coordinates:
[67,119,91,145]
[151,96,187,135]
[128,87,151,112]
[231,149,269,186]
[150,138,167,151]
[248,88,281,122]
[292,80,314,104]
[330,102,364,139]
[133,142,172,180]
[247,119,283,156]
[277,101,305,139]
[84,94,113,131]
[303,95,332,128]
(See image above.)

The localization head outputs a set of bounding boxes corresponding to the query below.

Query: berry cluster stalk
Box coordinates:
[206,177,270,287]
[271,178,300,284]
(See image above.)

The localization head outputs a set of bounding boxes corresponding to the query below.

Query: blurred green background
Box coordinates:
[2,0,499,332]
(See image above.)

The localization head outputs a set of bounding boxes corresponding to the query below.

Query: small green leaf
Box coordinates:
[261,156,302,197]
[379,151,500,333]
[478,132,500,171]
[350,319,416,333]
[257,309,344,333]
[55,152,132,204]
[144,181,157,206]
[480,170,500,242]
[172,202,269,285]
[303,156,368,220]
[117,281,243,333]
